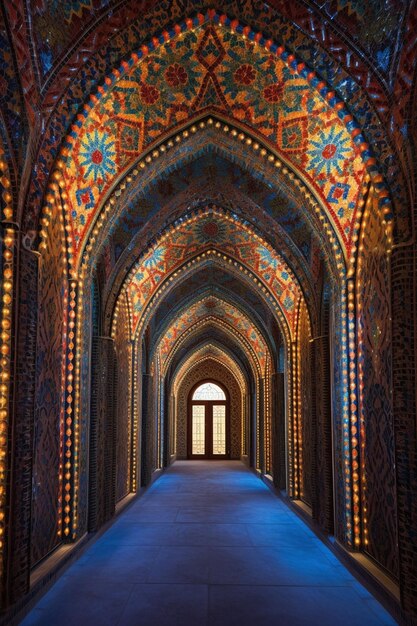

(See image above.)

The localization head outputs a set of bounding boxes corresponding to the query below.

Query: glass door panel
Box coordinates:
[212,405,226,455]
[192,405,206,455]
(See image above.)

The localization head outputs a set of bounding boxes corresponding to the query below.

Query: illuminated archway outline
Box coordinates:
[40,11,392,279]
[113,208,304,340]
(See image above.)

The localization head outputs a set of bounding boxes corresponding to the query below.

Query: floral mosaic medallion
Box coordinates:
[125,210,300,337]
[61,20,365,263]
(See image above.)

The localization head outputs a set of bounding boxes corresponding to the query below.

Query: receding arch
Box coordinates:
[39,12,393,282]
[173,343,249,398]
[83,126,343,289]
[148,281,280,369]
[111,207,306,341]
[174,356,245,461]
[29,6,396,562]
[154,295,271,376]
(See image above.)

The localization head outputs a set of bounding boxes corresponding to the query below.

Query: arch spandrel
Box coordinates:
[53,15,386,269]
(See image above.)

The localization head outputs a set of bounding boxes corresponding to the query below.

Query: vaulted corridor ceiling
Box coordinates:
[0,1,416,624]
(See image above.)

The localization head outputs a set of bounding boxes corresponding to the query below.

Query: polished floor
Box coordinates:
[22,461,396,625]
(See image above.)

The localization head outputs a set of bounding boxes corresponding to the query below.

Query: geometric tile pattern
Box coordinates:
[356,193,398,578]
[125,210,301,336]
[157,296,269,373]
[61,21,367,263]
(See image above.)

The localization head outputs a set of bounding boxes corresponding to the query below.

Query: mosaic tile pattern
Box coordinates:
[97,144,322,339]
[113,293,132,502]
[298,300,312,507]
[124,210,301,337]
[173,343,247,397]
[10,247,38,602]
[21,0,412,244]
[157,296,269,374]
[357,193,398,578]
[97,151,318,290]
[31,205,67,566]
[1,1,415,621]
[60,20,366,263]
[165,328,257,418]
[148,266,278,359]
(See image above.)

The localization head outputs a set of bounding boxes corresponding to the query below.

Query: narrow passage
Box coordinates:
[23,461,396,625]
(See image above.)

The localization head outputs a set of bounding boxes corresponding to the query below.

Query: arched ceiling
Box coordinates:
[146,276,281,363]
[167,327,258,388]
[172,343,248,396]
[7,0,413,240]
[96,149,324,283]
[95,135,334,335]
[155,294,271,374]
[112,207,303,340]
[55,17,374,268]
[163,316,266,378]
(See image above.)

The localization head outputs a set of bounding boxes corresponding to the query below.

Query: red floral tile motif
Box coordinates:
[63,22,365,263]
[126,210,300,338]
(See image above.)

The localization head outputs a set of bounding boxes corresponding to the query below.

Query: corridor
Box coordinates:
[22,462,395,626]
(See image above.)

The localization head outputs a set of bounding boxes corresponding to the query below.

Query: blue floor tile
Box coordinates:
[21,461,397,625]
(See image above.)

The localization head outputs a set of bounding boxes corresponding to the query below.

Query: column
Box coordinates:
[4,234,38,606]
[88,336,117,532]
[391,242,417,618]
[271,372,286,490]
[310,335,334,533]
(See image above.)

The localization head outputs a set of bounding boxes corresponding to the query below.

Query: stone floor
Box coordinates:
[22,461,397,625]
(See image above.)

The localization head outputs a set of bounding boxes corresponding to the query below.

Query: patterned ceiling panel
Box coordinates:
[97,151,317,285]
[147,269,277,357]
[123,209,301,336]
[157,295,269,373]
[60,19,367,263]
[165,321,261,383]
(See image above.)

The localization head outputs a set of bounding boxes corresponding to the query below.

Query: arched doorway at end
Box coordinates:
[188,380,230,460]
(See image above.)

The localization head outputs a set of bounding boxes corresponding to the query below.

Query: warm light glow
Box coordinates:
[193,382,226,401]
[212,405,226,455]
[191,405,205,455]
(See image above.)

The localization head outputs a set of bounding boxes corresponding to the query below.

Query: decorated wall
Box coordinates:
[357,192,398,578]
[113,293,132,503]
[31,205,67,565]
[0,1,416,623]
[297,299,313,508]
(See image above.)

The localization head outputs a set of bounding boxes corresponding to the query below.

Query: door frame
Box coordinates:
[187,379,231,460]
